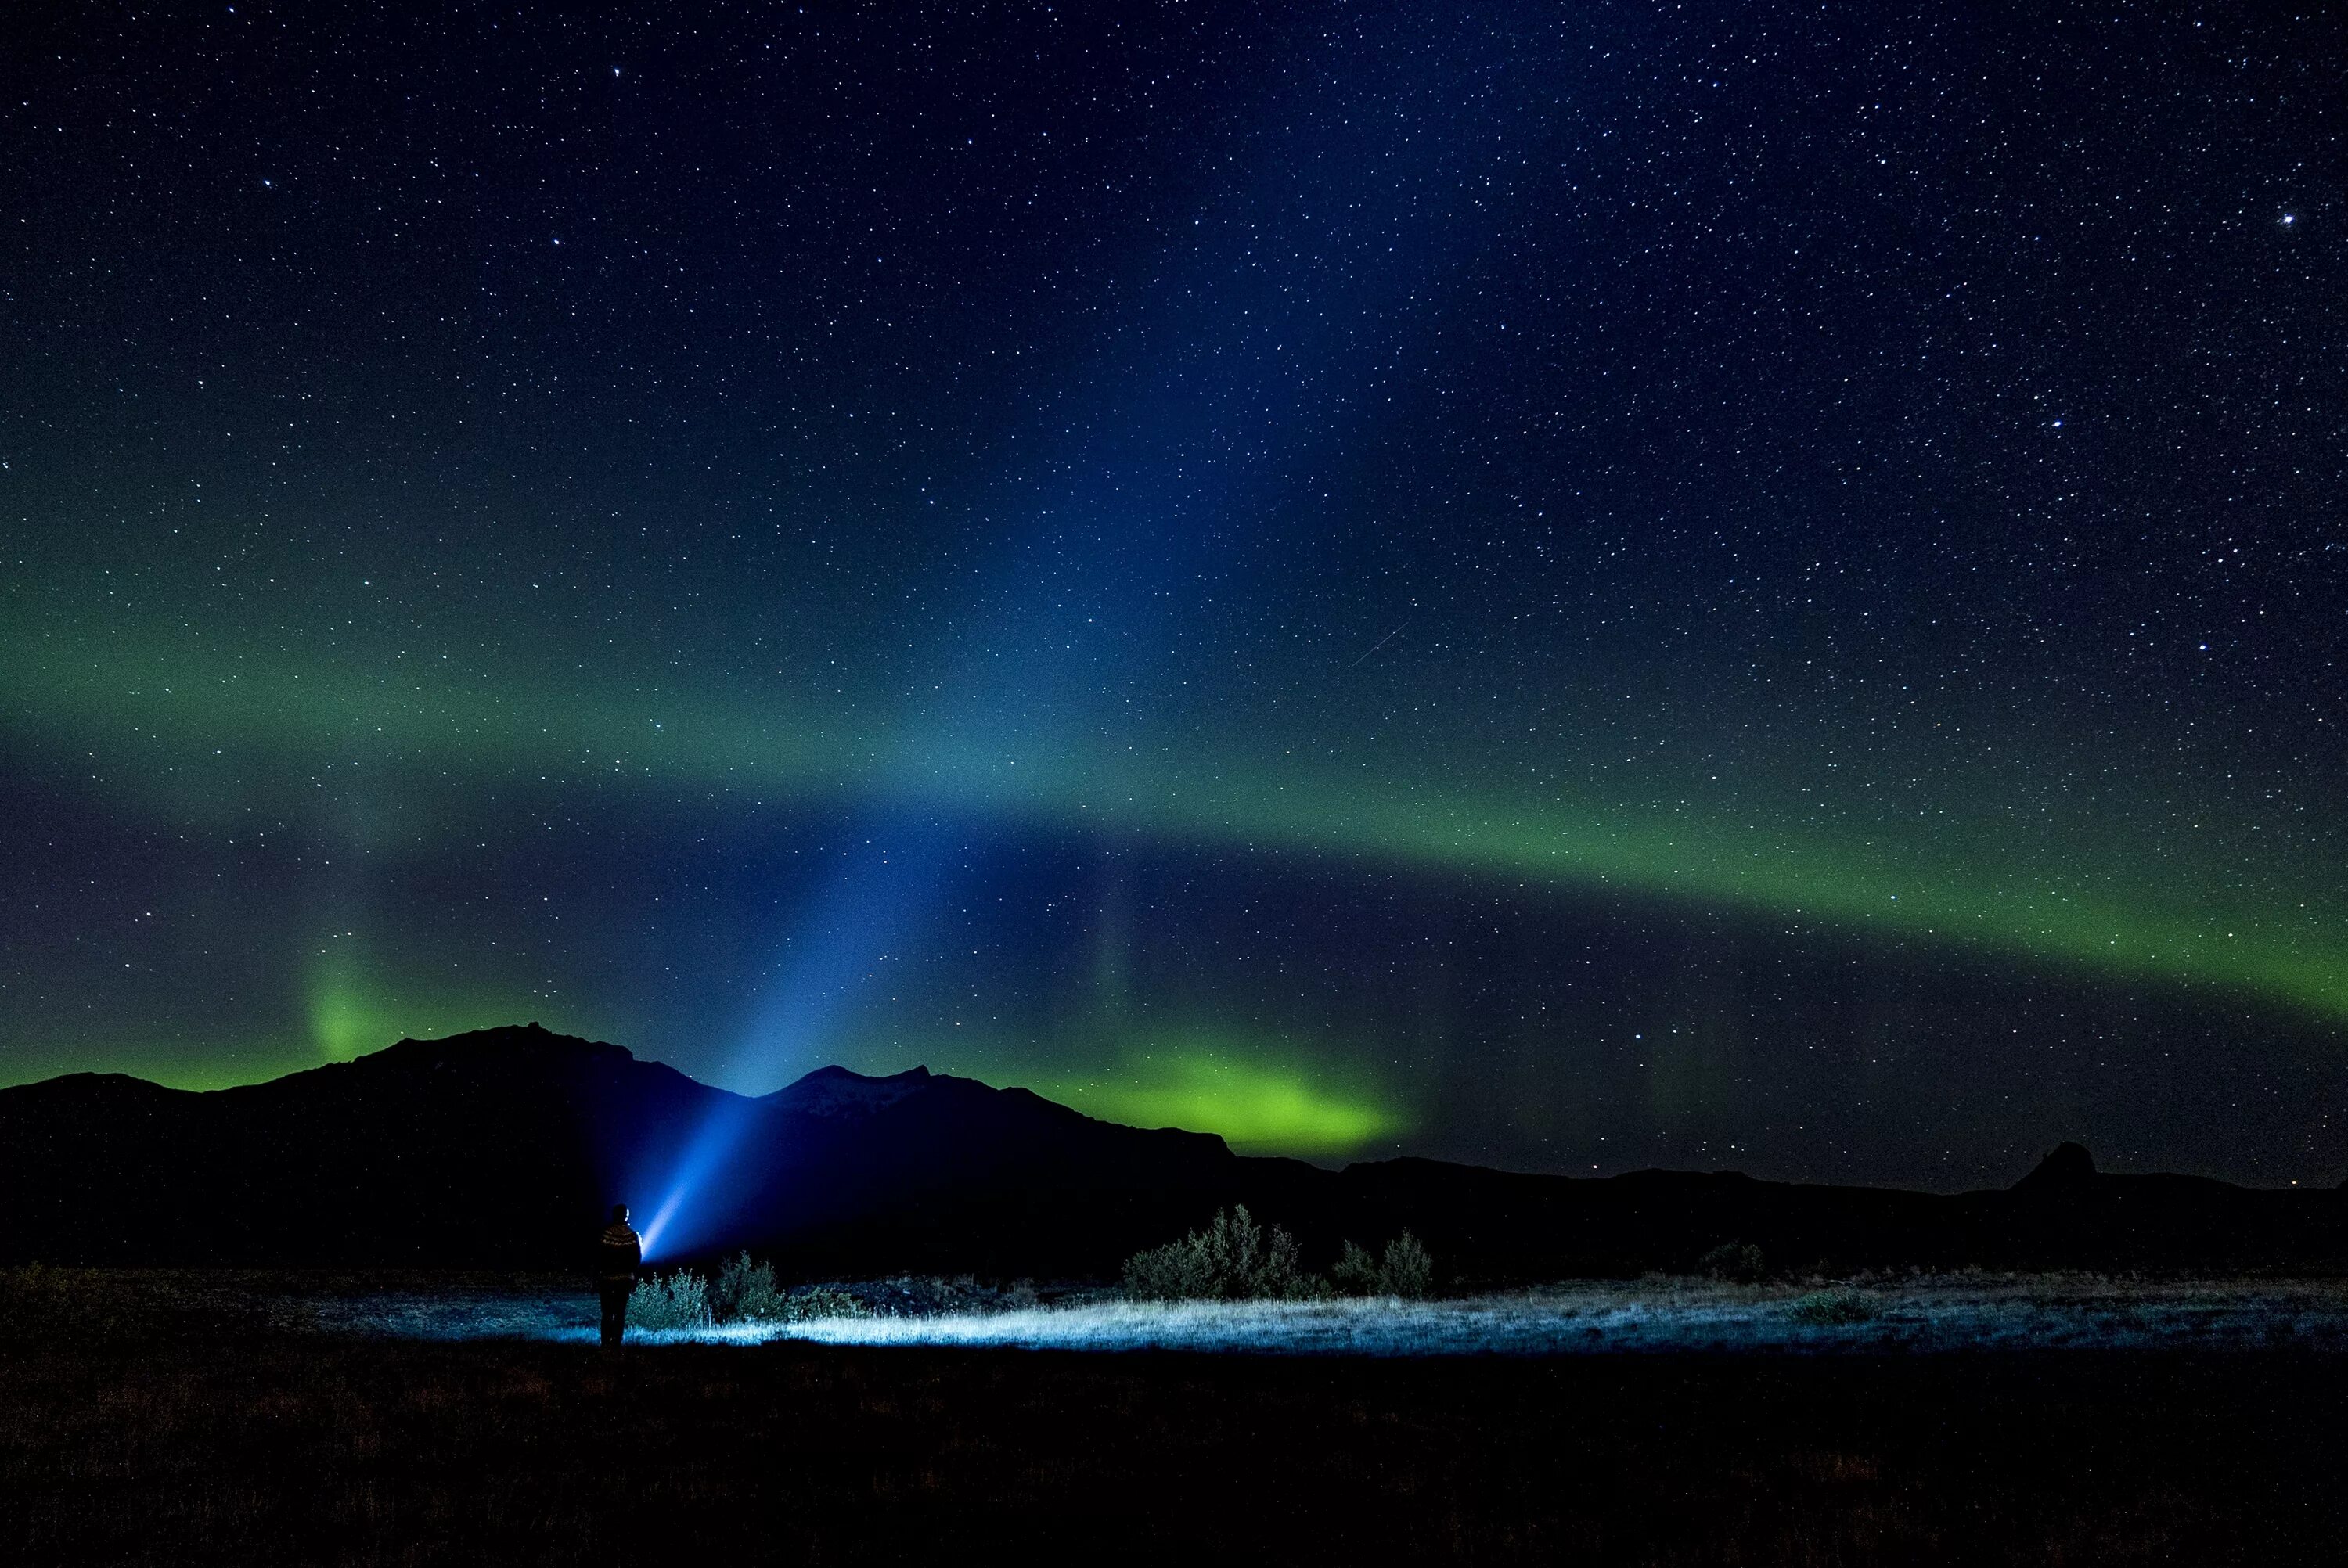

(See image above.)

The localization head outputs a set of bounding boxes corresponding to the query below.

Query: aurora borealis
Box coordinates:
[4,1,2344,1187]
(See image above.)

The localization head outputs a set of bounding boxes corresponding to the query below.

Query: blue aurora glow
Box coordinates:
[627,9,1540,1253]
[634,826,957,1259]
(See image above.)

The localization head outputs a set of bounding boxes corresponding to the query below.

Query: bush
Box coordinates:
[1698,1241,1766,1282]
[1331,1240,1381,1295]
[1378,1231,1434,1298]
[628,1270,712,1332]
[1122,1237,1208,1301]
[1125,1210,1437,1302]
[1122,1206,1324,1301]
[1249,1216,1321,1300]
[1788,1286,1882,1325]
[777,1285,872,1322]
[639,1260,870,1329]
[1329,1232,1435,1298]
[711,1252,790,1323]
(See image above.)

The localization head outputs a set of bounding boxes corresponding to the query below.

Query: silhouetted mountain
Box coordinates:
[5,1027,2345,1278]
[0,1025,1231,1275]
[2013,1140,2097,1192]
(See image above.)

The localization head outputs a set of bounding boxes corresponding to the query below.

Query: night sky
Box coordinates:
[5,2,2345,1189]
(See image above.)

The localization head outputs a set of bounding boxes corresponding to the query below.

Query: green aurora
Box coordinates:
[7,595,2344,1035]
[8,0,2344,1194]
[916,1027,1407,1158]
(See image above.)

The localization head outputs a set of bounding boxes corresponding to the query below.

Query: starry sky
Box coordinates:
[4,0,2345,1189]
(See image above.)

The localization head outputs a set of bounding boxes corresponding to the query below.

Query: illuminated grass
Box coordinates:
[307,1278,2348,1355]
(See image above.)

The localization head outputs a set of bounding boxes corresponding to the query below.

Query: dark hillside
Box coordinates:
[6,1027,2345,1277]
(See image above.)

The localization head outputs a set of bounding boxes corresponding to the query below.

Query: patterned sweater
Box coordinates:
[598,1222,643,1286]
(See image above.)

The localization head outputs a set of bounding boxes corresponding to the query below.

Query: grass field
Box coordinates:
[313,1271,2348,1354]
[6,1271,2348,1563]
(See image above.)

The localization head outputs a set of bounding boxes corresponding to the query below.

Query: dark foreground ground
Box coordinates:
[5,1332,2347,1566]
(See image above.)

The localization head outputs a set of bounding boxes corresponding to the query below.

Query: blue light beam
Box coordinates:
[634,6,1538,1256]
[635,822,960,1259]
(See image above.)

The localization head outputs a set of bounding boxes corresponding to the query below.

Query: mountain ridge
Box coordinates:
[6,1024,2344,1278]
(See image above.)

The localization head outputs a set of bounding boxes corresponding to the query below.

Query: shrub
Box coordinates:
[1331,1240,1381,1295]
[1698,1241,1766,1282]
[1251,1217,1323,1300]
[1196,1205,1265,1296]
[778,1286,872,1322]
[1122,1205,1323,1301]
[1788,1286,1882,1325]
[1327,1233,1436,1297]
[1378,1231,1435,1298]
[711,1252,791,1323]
[639,1260,870,1328]
[628,1270,712,1332]
[1122,1228,1223,1301]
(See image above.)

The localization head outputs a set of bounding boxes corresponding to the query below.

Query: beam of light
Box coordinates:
[615,9,1529,1246]
[632,1090,759,1263]
[631,823,960,1258]
[718,822,962,1093]
[903,6,1519,760]
[5,0,2346,1045]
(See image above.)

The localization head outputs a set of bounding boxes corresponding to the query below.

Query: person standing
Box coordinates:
[597,1203,643,1348]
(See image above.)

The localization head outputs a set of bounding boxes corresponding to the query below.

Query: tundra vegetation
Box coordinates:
[16,1318,2348,1565]
[628,1253,871,1332]
[1697,1240,1767,1282]
[1120,1206,1437,1301]
[1787,1285,1884,1325]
